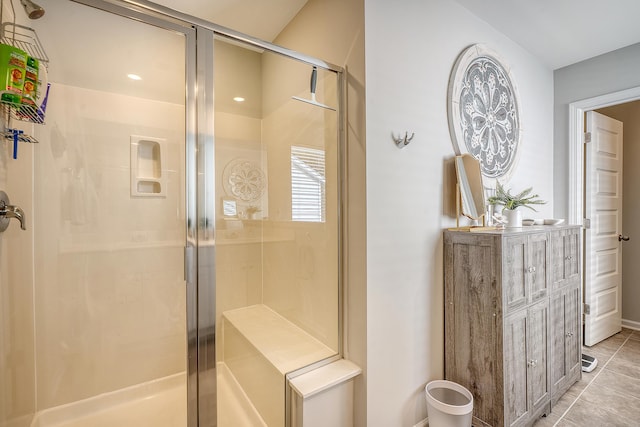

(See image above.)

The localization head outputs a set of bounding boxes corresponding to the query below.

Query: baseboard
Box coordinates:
[622,318,640,331]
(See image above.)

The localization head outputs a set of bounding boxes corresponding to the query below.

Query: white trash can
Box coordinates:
[425,380,473,427]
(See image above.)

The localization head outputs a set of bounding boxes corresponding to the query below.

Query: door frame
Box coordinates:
[568,86,640,336]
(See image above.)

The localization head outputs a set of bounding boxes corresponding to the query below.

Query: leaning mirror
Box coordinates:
[454,153,485,225]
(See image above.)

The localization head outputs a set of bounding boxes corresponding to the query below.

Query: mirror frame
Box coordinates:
[454,153,486,223]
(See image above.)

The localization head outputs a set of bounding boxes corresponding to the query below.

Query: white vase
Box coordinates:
[503,208,522,228]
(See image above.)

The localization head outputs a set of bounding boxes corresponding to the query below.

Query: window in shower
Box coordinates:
[291,145,326,222]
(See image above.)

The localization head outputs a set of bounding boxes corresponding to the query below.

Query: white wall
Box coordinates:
[364,0,554,425]
[554,43,640,219]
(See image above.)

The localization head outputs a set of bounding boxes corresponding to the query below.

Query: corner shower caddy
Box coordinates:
[0,5,49,146]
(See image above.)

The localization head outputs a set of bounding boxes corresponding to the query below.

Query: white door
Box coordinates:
[584,111,623,346]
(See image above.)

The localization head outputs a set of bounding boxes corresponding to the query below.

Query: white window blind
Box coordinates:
[291,146,325,222]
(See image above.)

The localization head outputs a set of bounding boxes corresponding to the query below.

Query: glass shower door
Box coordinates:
[210,34,341,426]
[18,1,195,426]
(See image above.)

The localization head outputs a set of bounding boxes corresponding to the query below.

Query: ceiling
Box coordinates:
[154,0,640,70]
[151,0,308,42]
[453,0,640,69]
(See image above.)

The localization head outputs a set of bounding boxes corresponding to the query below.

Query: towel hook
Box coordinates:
[392,131,414,148]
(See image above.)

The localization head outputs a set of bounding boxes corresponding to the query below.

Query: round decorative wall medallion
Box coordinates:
[448,44,521,183]
[222,159,266,202]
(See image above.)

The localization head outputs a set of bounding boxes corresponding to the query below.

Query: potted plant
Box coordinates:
[488,182,546,227]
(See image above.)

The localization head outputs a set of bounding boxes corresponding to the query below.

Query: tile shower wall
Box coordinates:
[32,84,186,410]
[0,4,36,426]
[0,124,36,427]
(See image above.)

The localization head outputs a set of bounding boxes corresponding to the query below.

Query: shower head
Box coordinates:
[292,66,336,111]
[20,0,45,20]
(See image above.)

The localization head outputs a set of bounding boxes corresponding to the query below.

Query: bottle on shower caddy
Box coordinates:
[21,56,39,107]
[0,43,27,104]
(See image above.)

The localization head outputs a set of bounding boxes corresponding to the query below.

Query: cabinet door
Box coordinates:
[550,290,566,395]
[550,286,581,403]
[504,234,549,313]
[550,228,581,290]
[564,286,581,386]
[549,231,566,289]
[527,301,550,416]
[504,310,529,427]
[563,229,580,283]
[504,236,528,313]
[528,233,549,303]
[505,302,550,427]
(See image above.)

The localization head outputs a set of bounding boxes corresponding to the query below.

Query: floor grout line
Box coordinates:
[552,332,634,426]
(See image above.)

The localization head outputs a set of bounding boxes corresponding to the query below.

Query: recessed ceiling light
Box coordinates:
[233,96,245,102]
[127,73,142,81]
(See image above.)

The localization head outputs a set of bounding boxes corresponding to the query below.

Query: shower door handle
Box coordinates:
[184,245,195,284]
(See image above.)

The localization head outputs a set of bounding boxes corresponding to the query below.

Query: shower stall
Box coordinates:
[0,0,347,426]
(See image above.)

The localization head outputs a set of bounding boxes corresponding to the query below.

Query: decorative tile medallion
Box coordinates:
[448,44,521,183]
[223,159,266,202]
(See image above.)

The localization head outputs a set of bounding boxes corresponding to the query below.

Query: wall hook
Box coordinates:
[392,131,414,148]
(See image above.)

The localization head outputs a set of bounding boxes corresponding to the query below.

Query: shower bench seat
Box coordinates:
[222,304,339,426]
[223,304,336,375]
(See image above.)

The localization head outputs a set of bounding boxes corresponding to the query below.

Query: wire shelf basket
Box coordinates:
[1,96,45,123]
[2,127,37,143]
[1,22,48,66]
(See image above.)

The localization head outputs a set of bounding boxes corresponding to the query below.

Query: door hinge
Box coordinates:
[584,303,591,315]
[583,218,591,229]
[584,132,592,143]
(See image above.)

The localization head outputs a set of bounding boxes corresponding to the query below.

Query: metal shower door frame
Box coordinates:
[69,2,346,426]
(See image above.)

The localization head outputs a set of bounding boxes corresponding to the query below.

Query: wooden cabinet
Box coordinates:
[444,226,581,427]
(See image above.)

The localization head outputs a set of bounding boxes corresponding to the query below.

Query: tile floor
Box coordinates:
[533,328,640,426]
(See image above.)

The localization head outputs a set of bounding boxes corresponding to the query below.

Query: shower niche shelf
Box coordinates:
[130,135,166,197]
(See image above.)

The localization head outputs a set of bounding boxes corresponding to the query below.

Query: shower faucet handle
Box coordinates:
[0,191,26,231]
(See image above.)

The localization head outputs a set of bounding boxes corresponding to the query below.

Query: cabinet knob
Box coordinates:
[527,266,537,273]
